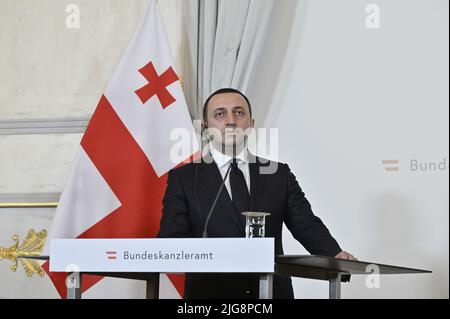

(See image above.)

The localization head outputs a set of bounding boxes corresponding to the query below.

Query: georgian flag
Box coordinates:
[43,0,198,298]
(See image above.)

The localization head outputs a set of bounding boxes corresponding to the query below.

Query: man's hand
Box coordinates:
[335,251,358,261]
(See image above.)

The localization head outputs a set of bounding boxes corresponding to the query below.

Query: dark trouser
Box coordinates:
[184,273,294,299]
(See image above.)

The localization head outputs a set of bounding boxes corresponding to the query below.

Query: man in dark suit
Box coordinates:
[158,88,356,299]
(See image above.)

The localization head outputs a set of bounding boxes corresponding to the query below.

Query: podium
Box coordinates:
[275,255,431,299]
[32,238,431,299]
[49,238,275,299]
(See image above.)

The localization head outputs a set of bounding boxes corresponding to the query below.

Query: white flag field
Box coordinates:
[43,0,198,298]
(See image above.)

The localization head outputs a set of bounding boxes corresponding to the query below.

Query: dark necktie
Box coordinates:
[230,159,250,214]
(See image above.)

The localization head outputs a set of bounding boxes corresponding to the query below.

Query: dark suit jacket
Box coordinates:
[157,153,342,299]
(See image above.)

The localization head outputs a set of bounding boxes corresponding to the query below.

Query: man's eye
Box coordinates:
[214,112,224,118]
[235,110,245,117]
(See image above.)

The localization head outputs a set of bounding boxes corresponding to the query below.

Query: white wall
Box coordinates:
[249,0,448,298]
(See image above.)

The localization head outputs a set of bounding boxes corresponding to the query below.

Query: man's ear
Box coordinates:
[251,119,255,128]
[201,123,210,142]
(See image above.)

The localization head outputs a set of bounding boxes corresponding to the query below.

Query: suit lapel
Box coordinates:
[249,154,268,212]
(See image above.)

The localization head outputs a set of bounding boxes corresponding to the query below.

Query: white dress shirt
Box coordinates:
[209,144,250,200]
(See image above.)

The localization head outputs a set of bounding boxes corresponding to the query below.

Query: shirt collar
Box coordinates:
[209,143,248,169]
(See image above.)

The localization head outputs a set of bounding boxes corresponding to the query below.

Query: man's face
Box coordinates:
[205,92,254,151]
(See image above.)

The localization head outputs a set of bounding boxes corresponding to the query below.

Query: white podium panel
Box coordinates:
[50,238,274,273]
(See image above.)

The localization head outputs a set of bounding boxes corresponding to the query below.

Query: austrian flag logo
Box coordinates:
[106,251,118,260]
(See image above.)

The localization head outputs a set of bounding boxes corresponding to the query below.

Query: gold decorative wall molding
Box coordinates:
[0,203,57,208]
[0,229,47,277]
[0,193,60,208]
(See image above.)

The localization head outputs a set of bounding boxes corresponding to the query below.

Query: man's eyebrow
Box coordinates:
[212,106,245,113]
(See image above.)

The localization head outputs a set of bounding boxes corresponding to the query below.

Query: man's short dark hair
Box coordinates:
[203,88,252,123]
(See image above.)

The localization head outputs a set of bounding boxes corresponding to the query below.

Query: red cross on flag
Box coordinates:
[42,0,198,298]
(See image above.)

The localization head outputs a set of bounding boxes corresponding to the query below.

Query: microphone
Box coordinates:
[200,163,233,238]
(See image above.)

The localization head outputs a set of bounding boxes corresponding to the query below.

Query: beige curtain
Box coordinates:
[182,0,274,120]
